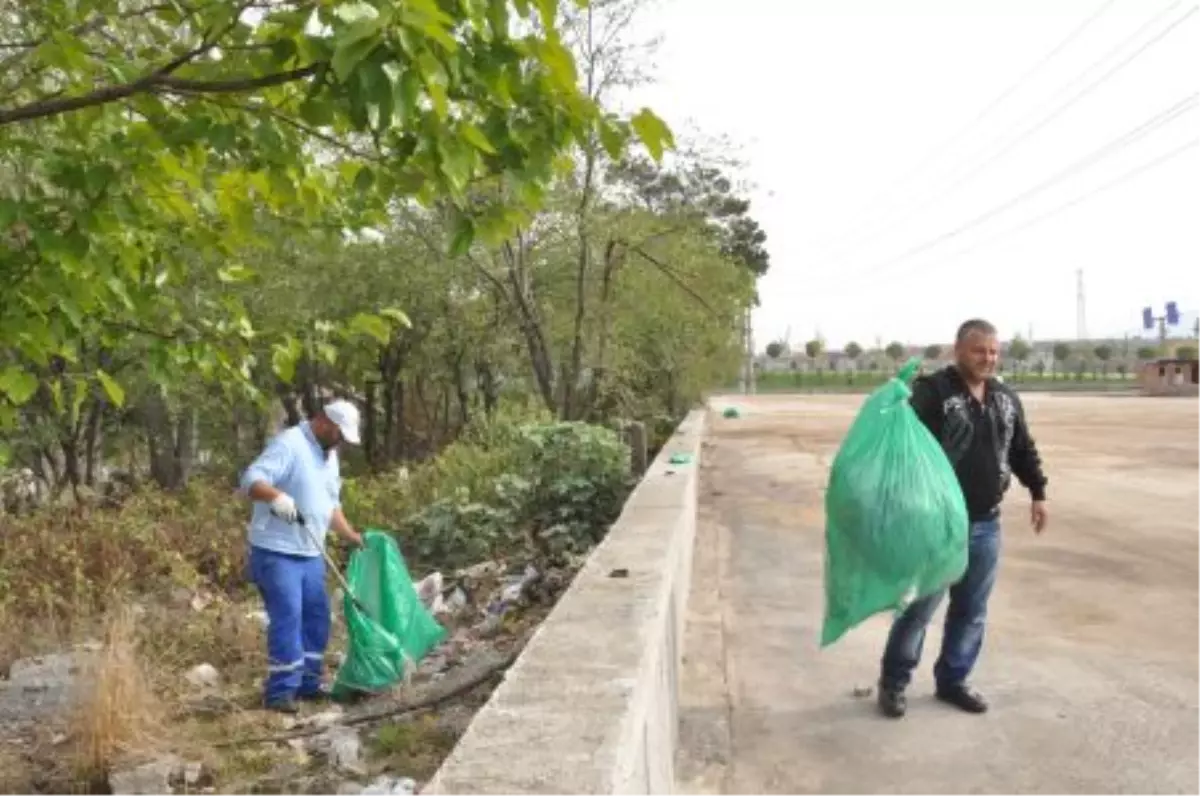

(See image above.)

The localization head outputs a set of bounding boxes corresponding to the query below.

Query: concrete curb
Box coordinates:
[424,409,707,795]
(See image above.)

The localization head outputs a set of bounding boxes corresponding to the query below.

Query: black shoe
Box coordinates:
[264,698,299,715]
[877,684,907,718]
[298,686,331,703]
[936,684,989,714]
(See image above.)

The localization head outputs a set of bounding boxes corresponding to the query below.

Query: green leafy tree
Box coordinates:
[1136,345,1160,361]
[0,0,767,498]
[885,341,906,369]
[923,344,942,362]
[1052,342,1072,379]
[765,341,784,359]
[805,339,824,360]
[1093,344,1114,376]
[1008,336,1031,376]
[0,0,675,426]
[1176,345,1198,361]
[607,155,769,278]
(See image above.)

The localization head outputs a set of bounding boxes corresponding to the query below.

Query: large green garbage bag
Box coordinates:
[331,529,447,698]
[820,358,969,647]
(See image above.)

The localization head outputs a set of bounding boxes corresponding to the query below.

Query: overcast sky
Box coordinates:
[623,0,1198,349]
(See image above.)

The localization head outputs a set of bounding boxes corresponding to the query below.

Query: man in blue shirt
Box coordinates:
[241,400,365,713]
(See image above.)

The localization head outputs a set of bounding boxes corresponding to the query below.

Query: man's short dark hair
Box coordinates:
[956,318,997,344]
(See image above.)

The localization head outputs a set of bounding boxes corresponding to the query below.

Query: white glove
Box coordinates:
[269,493,298,523]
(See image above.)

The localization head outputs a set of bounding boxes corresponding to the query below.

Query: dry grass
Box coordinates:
[369,715,460,781]
[0,416,605,792]
[67,607,169,785]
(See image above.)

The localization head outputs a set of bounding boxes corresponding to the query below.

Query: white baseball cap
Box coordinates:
[323,400,361,445]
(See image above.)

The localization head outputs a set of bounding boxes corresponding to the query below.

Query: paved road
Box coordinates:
[678,394,1198,794]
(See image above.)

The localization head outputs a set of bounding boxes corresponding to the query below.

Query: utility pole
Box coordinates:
[739,306,756,395]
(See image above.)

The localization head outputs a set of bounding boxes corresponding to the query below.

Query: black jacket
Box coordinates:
[910,366,1048,521]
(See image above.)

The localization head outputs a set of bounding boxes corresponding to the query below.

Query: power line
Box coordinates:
[808,0,1118,253]
[841,93,1197,281]
[821,0,1193,264]
[939,0,1122,153]
[938,2,1197,195]
[916,138,1197,268]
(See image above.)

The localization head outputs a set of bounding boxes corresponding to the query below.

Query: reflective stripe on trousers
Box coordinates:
[248,546,331,703]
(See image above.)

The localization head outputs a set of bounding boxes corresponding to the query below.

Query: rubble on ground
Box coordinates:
[108,755,212,795]
[0,643,98,731]
[184,663,220,689]
[0,551,586,794]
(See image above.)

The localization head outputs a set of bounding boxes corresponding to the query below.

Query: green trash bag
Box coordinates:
[331,529,447,698]
[820,357,969,647]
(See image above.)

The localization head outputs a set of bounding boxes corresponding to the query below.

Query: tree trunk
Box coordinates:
[231,404,245,465]
[300,369,319,418]
[142,389,193,490]
[279,391,303,427]
[364,377,378,468]
[175,406,196,488]
[298,343,319,418]
[393,380,407,460]
[499,242,558,415]
[453,353,471,429]
[665,369,678,417]
[83,398,105,486]
[415,374,433,446]
[61,436,81,491]
[564,3,601,421]
[29,445,64,495]
[582,240,622,421]
[381,374,396,464]
[476,360,499,416]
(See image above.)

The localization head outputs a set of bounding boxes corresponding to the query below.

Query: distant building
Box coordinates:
[1139,359,1199,397]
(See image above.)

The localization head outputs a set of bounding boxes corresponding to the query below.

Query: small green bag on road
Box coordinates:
[332,529,446,699]
[820,358,969,647]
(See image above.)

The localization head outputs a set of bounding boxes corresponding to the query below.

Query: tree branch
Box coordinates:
[625,243,719,317]
[0,3,183,76]
[0,61,321,127]
[199,95,384,163]
[155,64,321,95]
[214,645,522,747]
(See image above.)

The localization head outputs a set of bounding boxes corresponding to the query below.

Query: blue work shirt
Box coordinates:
[240,422,341,557]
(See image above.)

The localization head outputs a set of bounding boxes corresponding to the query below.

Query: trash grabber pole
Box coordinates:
[295,514,370,616]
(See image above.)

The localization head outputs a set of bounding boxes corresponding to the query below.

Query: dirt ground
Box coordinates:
[679,394,1198,794]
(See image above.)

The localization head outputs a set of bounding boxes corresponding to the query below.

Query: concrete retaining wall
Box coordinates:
[424,410,706,794]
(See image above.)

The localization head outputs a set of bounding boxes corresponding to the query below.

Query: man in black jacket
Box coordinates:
[878,318,1049,718]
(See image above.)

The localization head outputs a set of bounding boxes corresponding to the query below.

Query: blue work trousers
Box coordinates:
[880,518,1001,690]
[248,545,330,704]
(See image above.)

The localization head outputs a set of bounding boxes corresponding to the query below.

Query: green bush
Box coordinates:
[392,420,631,571]
[341,404,550,537]
[521,422,630,557]
[0,412,633,636]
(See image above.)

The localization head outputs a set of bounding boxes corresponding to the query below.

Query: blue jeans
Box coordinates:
[880,518,1000,690]
[248,546,330,704]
